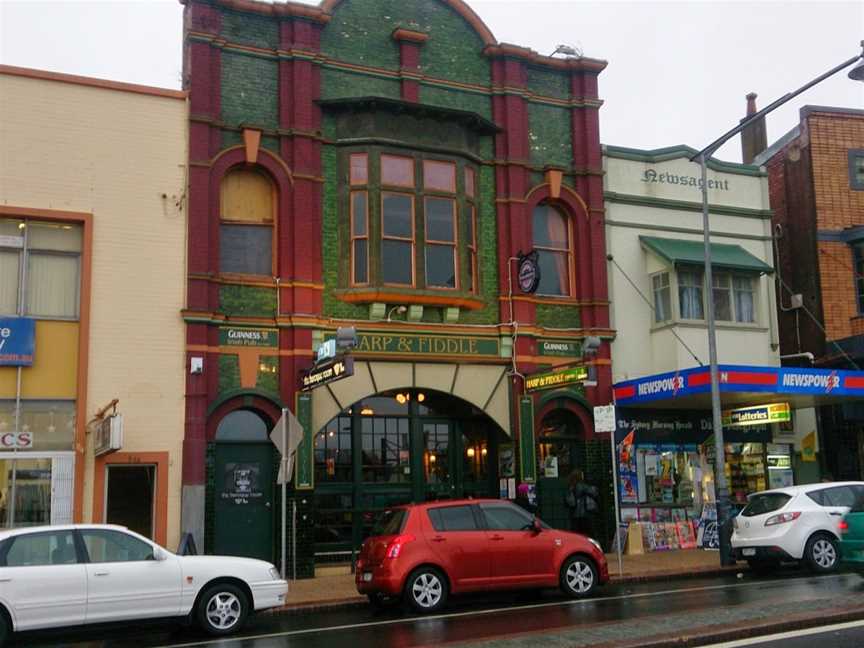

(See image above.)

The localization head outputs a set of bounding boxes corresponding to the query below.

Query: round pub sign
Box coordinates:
[518,254,540,294]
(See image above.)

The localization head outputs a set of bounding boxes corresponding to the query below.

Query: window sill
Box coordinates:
[334,287,485,311]
[651,320,768,333]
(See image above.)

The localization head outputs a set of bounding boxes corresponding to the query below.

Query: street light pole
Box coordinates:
[691,42,864,567]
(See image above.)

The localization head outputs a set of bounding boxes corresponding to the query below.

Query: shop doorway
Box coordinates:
[313,389,502,562]
[212,410,275,562]
[536,409,585,531]
[105,465,155,539]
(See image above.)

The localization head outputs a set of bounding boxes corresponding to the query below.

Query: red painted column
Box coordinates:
[570,69,612,408]
[279,19,325,400]
[392,30,428,102]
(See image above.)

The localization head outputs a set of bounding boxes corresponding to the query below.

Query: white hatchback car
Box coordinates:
[731,481,864,572]
[0,524,288,644]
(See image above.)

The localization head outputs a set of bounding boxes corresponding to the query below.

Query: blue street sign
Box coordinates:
[0,317,36,366]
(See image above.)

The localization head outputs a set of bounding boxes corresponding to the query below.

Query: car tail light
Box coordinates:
[764,512,801,526]
[386,534,415,559]
[839,520,849,534]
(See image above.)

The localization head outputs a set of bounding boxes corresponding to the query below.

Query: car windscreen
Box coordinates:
[371,508,407,536]
[741,493,791,517]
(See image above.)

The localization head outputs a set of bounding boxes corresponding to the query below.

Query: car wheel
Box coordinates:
[196,583,249,636]
[560,555,598,598]
[805,534,839,573]
[404,567,448,613]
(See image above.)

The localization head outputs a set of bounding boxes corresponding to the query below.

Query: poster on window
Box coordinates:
[543,455,559,478]
[221,463,264,505]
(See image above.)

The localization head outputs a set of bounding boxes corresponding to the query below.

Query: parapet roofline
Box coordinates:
[0,65,186,101]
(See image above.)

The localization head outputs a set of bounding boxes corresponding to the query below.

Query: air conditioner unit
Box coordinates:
[94,414,123,456]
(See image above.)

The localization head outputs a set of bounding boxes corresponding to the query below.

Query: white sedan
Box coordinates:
[0,524,288,643]
[731,481,864,572]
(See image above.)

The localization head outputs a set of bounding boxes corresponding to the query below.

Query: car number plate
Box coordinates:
[363,572,373,582]
[742,548,756,556]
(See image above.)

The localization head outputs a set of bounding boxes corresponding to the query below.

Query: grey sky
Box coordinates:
[2,0,862,162]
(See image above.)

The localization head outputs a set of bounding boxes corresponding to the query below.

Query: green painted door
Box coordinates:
[537,439,577,531]
[214,443,274,562]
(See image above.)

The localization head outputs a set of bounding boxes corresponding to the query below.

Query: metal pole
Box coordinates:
[609,433,624,577]
[292,499,297,583]
[281,410,287,579]
[700,154,733,566]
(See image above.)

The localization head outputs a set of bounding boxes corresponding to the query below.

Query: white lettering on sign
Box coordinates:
[0,432,33,449]
[228,330,265,341]
[782,372,840,390]
[637,375,684,396]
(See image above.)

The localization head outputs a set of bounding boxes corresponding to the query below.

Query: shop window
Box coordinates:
[0,458,53,528]
[314,416,352,483]
[462,428,488,484]
[423,422,450,484]
[849,150,864,191]
[0,219,82,319]
[854,242,864,314]
[360,416,410,483]
[344,151,478,294]
[677,268,704,320]
[219,168,273,276]
[532,204,572,297]
[652,272,671,323]
[0,400,76,451]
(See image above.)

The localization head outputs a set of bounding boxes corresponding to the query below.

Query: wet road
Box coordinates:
[12,569,864,648]
[704,619,864,647]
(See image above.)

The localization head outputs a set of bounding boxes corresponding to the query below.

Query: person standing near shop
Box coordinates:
[565,470,599,536]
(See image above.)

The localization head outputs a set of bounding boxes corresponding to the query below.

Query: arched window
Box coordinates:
[219,168,274,276]
[532,204,573,296]
[215,410,270,442]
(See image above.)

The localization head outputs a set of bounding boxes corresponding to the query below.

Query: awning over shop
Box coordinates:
[639,236,774,274]
[613,364,864,410]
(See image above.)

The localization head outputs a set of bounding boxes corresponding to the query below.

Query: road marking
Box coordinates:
[159,573,851,648]
[701,618,864,647]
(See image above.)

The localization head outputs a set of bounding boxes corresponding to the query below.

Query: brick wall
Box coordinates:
[808,111,864,230]
[818,240,860,341]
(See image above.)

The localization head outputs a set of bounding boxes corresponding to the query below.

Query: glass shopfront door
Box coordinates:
[0,453,74,528]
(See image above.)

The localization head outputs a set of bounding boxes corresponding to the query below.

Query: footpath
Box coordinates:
[275,549,737,613]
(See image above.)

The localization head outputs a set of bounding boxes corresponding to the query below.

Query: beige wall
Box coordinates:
[604,149,780,383]
[0,69,188,548]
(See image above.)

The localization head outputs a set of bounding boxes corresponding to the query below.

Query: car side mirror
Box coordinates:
[532,518,542,534]
[153,548,169,561]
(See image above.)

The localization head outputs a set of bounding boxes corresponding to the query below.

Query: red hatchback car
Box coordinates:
[355,498,609,612]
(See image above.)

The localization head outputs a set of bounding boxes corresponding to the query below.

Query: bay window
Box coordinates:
[345,150,478,293]
[675,268,757,323]
[652,272,671,323]
[678,269,705,320]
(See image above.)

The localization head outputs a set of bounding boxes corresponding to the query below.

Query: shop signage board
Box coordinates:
[525,365,588,393]
[219,327,278,347]
[614,408,771,445]
[327,332,499,357]
[294,394,313,490]
[301,356,354,391]
[94,414,123,456]
[0,317,35,366]
[0,432,32,449]
[593,405,616,433]
[613,364,864,406]
[722,402,791,427]
[537,339,581,357]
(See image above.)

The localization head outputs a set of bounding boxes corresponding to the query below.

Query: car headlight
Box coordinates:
[588,538,603,552]
[269,567,282,580]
